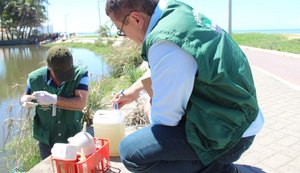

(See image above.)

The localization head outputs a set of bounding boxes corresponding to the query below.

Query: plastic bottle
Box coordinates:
[93,106,125,156]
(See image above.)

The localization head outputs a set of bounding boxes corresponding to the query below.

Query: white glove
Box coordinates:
[32,91,57,105]
[20,95,36,108]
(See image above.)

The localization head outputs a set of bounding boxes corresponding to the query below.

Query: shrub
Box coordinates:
[105,40,143,78]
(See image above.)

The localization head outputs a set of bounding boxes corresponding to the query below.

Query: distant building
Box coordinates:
[38,24,54,34]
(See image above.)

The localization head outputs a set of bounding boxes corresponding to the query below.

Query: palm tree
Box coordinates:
[0,0,9,40]
[0,0,48,41]
[98,21,114,37]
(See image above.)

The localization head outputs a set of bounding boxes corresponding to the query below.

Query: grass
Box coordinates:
[75,35,100,38]
[85,40,145,120]
[45,40,113,56]
[232,33,300,54]
[105,40,143,78]
[4,110,40,172]
[1,85,41,172]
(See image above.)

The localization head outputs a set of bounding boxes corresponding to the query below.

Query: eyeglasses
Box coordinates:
[117,13,131,36]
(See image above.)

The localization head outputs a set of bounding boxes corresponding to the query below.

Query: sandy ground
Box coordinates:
[284,34,300,40]
[53,37,126,46]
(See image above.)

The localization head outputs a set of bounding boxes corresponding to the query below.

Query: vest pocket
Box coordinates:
[33,116,50,145]
[186,104,237,150]
[67,123,82,138]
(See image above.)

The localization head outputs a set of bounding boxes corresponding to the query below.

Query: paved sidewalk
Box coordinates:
[235,66,300,173]
[235,47,300,173]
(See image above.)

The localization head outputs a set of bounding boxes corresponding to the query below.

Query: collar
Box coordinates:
[45,68,65,87]
[144,0,169,39]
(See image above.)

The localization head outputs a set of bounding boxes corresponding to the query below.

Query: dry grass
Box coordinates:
[123,99,150,128]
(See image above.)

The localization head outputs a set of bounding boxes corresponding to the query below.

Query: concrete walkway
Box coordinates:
[234,47,300,173]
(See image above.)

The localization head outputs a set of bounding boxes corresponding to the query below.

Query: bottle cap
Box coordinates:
[114,103,119,110]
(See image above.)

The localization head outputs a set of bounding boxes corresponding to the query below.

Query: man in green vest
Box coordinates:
[108,0,264,172]
[20,45,89,160]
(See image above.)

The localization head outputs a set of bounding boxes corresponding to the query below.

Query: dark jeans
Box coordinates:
[38,142,53,160]
[119,121,255,173]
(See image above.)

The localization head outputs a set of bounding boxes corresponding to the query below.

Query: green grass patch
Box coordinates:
[232,33,300,54]
[2,109,41,172]
[74,35,100,38]
[45,41,113,56]
[105,40,143,78]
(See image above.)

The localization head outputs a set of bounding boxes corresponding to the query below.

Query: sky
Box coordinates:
[47,0,300,33]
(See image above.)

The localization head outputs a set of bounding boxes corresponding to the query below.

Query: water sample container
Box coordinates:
[93,109,125,156]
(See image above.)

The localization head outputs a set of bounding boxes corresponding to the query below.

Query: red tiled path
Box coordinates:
[241,46,300,90]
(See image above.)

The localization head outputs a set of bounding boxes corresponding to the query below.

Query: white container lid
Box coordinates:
[51,143,77,161]
[93,110,123,124]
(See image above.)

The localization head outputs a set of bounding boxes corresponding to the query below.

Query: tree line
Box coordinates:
[0,0,48,41]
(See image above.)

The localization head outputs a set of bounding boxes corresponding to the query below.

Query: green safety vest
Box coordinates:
[141,0,259,165]
[28,66,87,145]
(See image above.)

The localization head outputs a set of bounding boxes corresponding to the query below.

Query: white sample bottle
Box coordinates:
[93,107,125,156]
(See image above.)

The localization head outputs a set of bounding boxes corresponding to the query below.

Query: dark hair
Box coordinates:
[106,0,159,20]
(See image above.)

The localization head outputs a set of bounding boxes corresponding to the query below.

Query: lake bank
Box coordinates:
[0,39,36,46]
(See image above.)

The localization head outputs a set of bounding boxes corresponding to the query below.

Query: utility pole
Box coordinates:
[98,0,101,36]
[98,0,104,37]
[228,0,232,35]
[64,14,68,34]
[97,0,105,76]
[47,4,49,33]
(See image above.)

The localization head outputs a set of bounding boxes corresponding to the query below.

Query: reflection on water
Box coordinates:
[0,45,49,101]
[70,48,109,80]
[0,45,108,172]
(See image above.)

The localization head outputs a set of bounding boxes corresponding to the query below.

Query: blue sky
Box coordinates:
[47,0,300,33]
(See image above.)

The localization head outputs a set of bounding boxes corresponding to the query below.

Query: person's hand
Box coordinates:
[143,97,152,118]
[20,95,36,108]
[111,89,139,109]
[32,91,57,105]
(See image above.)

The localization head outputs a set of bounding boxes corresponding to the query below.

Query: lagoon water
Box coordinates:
[0,45,108,172]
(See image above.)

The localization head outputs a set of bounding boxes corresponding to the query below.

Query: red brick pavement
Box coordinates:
[241,46,300,90]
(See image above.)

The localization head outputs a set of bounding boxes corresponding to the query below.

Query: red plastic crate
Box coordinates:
[51,138,110,173]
